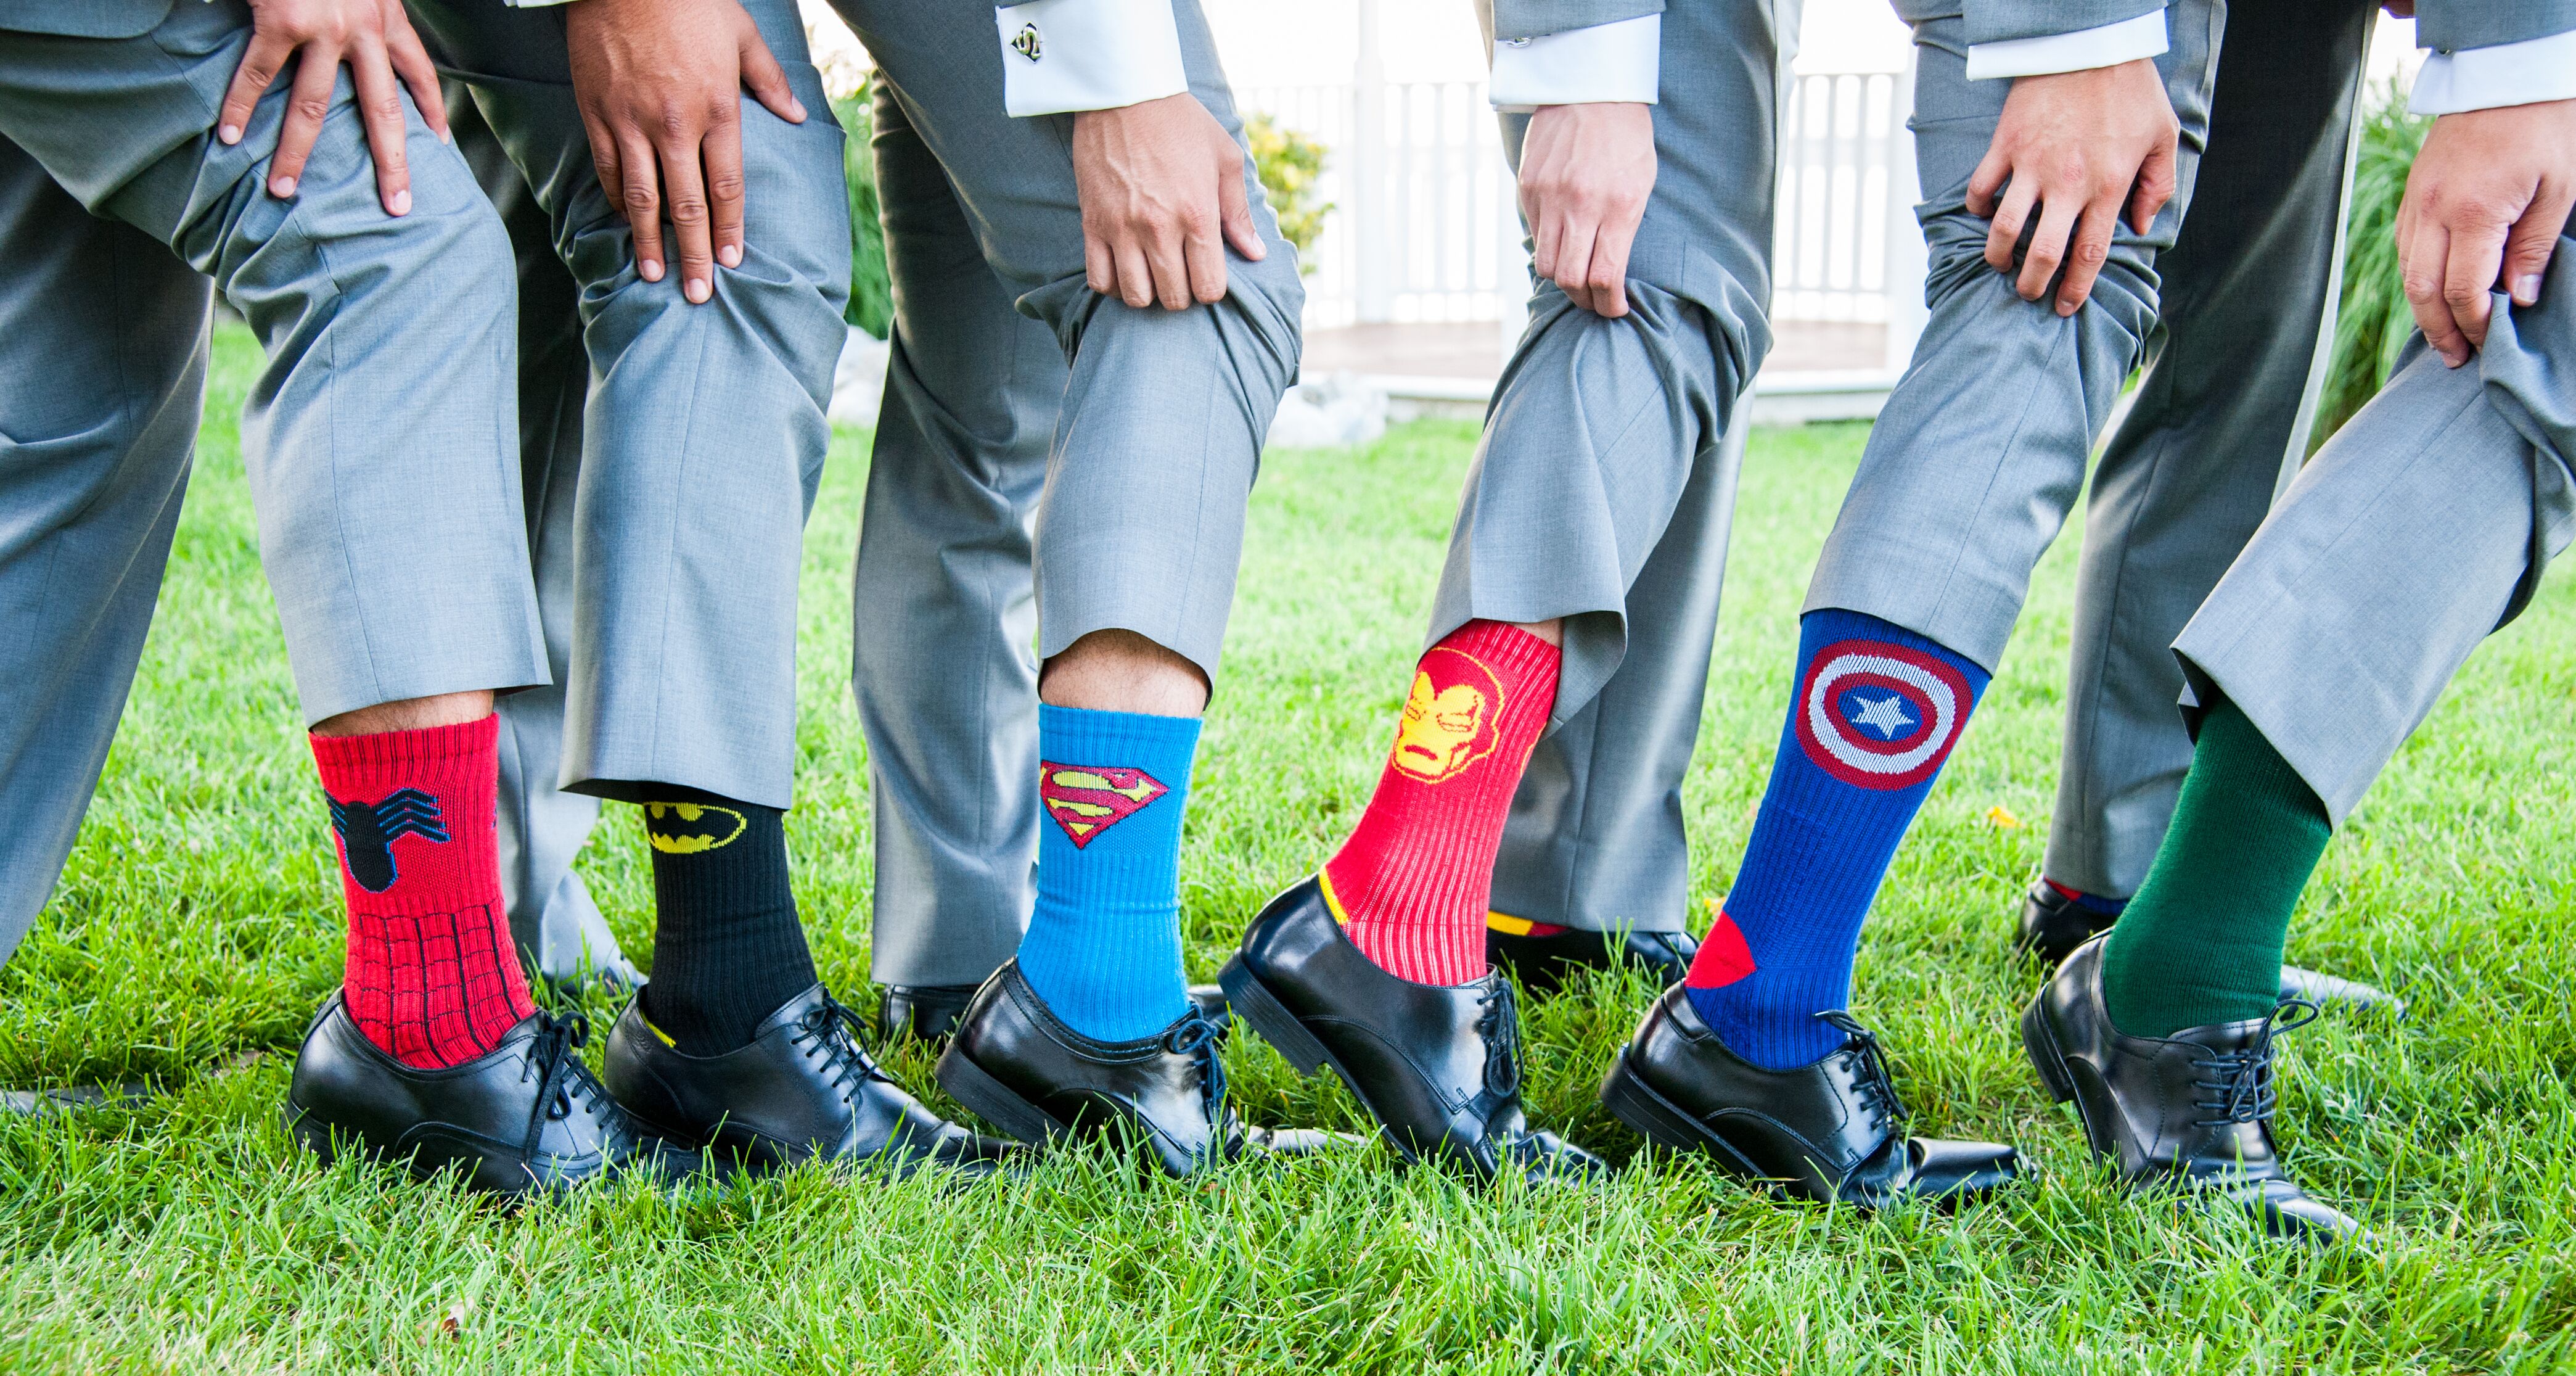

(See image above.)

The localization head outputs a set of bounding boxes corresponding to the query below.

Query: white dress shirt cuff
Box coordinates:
[502,0,573,7]
[995,0,1189,118]
[1964,9,2167,81]
[2411,28,2576,115]
[1490,14,1661,109]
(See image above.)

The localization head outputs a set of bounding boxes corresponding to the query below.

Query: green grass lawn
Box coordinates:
[3,321,2572,1372]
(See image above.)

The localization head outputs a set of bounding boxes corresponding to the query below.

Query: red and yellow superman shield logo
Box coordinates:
[1040,762,1169,848]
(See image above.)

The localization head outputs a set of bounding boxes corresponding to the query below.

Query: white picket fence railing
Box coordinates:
[1238,67,1926,376]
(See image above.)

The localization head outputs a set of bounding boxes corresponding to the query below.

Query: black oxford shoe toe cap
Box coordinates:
[2236,1177,2371,1244]
[1895,1136,2022,1202]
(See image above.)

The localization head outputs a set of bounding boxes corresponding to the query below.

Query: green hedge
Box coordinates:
[833,86,894,340]
[2314,87,2429,450]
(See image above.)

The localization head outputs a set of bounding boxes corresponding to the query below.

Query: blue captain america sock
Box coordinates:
[1013,704,1199,1042]
[1685,609,1990,1069]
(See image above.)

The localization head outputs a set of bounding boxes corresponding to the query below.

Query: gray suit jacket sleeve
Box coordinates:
[1960,0,2167,47]
[1491,0,1663,43]
[0,0,173,37]
[2416,0,2576,51]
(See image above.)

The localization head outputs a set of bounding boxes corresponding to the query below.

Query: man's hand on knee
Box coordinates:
[565,0,808,304]
[1967,59,2177,317]
[220,0,450,216]
[1518,102,1655,319]
[1072,93,1268,311]
[2397,99,2576,367]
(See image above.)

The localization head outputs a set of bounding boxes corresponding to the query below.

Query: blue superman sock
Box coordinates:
[1684,609,1990,1069]
[1014,704,1199,1042]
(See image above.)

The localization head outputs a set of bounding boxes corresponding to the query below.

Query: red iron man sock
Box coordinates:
[1323,621,1560,985]
[311,715,534,1069]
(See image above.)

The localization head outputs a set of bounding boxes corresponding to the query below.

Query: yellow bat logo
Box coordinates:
[643,801,747,855]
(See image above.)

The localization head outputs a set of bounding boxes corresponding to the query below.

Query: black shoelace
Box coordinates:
[1162,1010,1228,1127]
[1474,983,1522,1099]
[789,992,895,1107]
[1818,1010,1911,1134]
[2192,998,2318,1129]
[518,1010,605,1166]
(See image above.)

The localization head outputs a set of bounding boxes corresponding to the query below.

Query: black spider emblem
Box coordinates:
[327,788,449,892]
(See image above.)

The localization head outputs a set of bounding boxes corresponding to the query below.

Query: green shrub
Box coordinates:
[2313,86,2429,450]
[1245,112,1329,273]
[834,84,894,340]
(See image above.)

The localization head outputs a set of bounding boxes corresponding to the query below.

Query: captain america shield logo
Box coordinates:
[1792,639,1972,791]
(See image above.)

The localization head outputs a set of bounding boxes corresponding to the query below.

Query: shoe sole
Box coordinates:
[283,1101,341,1168]
[934,1045,1073,1146]
[1216,955,1428,1168]
[1595,1050,1774,1182]
[2018,996,2081,1106]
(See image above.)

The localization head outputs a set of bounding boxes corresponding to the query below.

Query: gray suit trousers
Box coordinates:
[446,92,636,984]
[406,0,851,810]
[2038,0,2374,898]
[2175,231,2576,827]
[1434,0,1789,721]
[0,1,545,965]
[1489,0,2371,929]
[1803,0,2221,665]
[1463,0,1790,933]
[835,0,1303,988]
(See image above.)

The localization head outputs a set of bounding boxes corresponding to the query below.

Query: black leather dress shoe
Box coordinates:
[286,993,671,1196]
[1487,915,1698,994]
[1218,877,1604,1183]
[1599,986,2019,1206]
[884,979,1229,1045]
[936,962,1316,1176]
[2014,881,2400,1013]
[603,983,1014,1178]
[2022,936,2365,1243]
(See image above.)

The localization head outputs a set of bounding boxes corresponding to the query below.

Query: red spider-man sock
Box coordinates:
[311,715,534,1069]
[1323,621,1560,985]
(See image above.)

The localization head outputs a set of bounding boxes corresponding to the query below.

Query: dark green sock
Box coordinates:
[2101,700,2333,1037]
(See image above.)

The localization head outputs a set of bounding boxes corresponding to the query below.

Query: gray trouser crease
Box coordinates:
[834,0,1303,987]
[0,2,544,965]
[2174,228,2576,828]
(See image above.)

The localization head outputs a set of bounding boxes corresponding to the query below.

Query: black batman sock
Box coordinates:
[637,788,817,1056]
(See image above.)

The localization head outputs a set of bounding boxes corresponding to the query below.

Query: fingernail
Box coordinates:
[718,244,741,268]
[440,128,454,145]
[218,123,241,146]
[790,99,808,122]
[685,277,710,303]
[269,175,295,198]
[2513,274,2542,307]
[389,189,411,216]
[639,258,662,280]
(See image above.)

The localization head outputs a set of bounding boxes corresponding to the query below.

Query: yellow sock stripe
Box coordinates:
[1318,870,1353,925]
[1486,912,1536,936]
